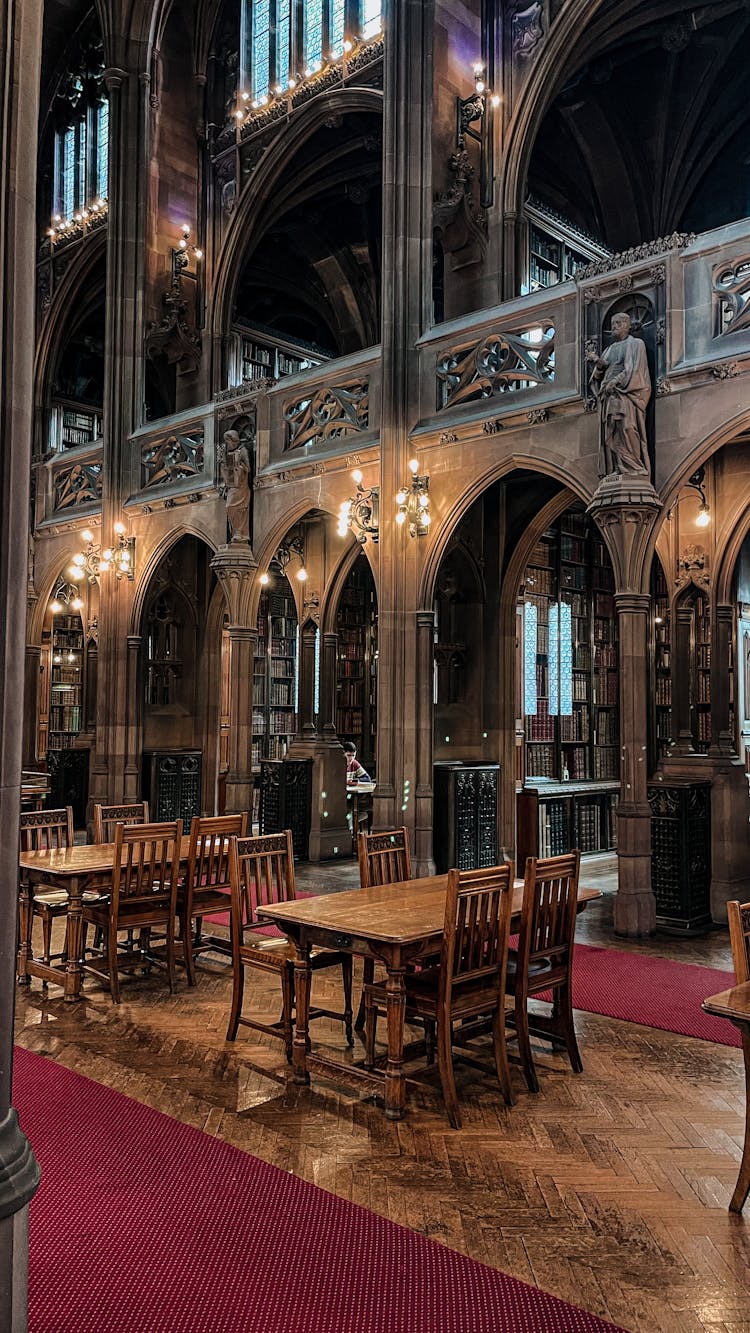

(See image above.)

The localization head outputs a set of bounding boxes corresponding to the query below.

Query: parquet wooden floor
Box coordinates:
[13,855,750,1332]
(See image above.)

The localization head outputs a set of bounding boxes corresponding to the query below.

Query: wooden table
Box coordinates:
[21,777,50,810]
[346,781,375,846]
[702,983,750,1212]
[18,836,193,1002]
[261,875,601,1121]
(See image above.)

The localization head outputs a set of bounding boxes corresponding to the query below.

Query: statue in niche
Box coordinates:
[590,312,652,477]
[219,428,251,542]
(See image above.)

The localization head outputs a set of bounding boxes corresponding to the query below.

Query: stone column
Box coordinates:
[320,631,339,742]
[124,635,142,801]
[374,0,434,841]
[210,545,258,816]
[22,645,41,768]
[414,610,437,875]
[588,477,662,937]
[295,618,318,744]
[672,601,695,754]
[0,0,44,1323]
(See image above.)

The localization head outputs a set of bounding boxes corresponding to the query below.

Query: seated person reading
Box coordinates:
[344,741,370,785]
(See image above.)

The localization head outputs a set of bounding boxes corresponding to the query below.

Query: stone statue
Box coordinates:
[219,428,251,543]
[590,312,652,477]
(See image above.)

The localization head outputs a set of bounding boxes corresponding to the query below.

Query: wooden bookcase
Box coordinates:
[651,562,673,767]
[48,614,84,752]
[252,574,298,772]
[518,503,619,857]
[335,557,377,771]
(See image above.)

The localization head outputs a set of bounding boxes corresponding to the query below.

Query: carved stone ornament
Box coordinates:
[527,407,549,424]
[712,360,740,379]
[53,460,103,511]
[218,428,251,543]
[656,317,666,346]
[141,430,205,489]
[433,149,487,268]
[576,232,695,282]
[345,454,361,468]
[656,377,672,396]
[677,543,710,591]
[584,396,599,413]
[440,430,459,444]
[589,312,651,478]
[649,264,666,285]
[512,3,544,57]
[713,256,750,336]
[482,419,503,434]
[144,264,201,373]
[437,324,555,409]
[584,338,600,363]
[284,381,369,450]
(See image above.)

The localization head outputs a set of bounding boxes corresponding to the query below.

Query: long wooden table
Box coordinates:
[18,837,193,1002]
[261,875,601,1121]
[702,983,750,1212]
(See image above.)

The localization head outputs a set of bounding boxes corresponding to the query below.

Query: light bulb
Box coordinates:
[120,551,131,565]
[396,511,406,526]
[70,569,84,581]
[259,572,270,585]
[491,93,501,107]
[422,511,432,526]
[351,469,363,485]
[103,548,114,561]
[296,567,308,582]
[395,491,407,505]
[50,600,63,615]
[72,598,83,611]
[419,493,429,508]
[114,521,125,534]
[475,78,485,93]
[696,505,710,527]
[72,553,86,567]
[242,92,249,101]
[81,530,93,543]
[68,652,75,662]
[408,458,419,475]
[654,616,663,625]
[343,38,353,52]
[288,78,297,89]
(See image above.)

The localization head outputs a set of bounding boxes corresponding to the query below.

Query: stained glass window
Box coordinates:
[305,0,324,69]
[96,100,109,200]
[252,0,271,99]
[362,0,382,39]
[548,601,572,717]
[523,602,538,716]
[76,119,87,209]
[329,0,345,54]
[275,0,291,87]
[62,126,75,220]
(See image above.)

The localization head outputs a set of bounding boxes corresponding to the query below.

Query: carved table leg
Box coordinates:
[64,875,83,1002]
[384,955,407,1121]
[292,939,312,1087]
[730,1028,750,1213]
[16,878,31,984]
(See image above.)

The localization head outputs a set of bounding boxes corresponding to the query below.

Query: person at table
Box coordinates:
[344,742,370,785]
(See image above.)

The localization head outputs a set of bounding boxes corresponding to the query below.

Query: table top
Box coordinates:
[20,835,193,876]
[261,875,600,946]
[703,982,750,1022]
[346,782,376,793]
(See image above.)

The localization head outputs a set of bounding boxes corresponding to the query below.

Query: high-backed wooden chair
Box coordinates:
[81,820,182,1003]
[226,830,353,1059]
[728,900,750,984]
[93,802,150,844]
[354,828,411,1030]
[177,812,248,985]
[506,851,582,1093]
[19,807,75,969]
[364,863,515,1128]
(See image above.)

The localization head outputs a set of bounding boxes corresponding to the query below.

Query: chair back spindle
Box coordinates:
[728,900,750,985]
[93,802,149,845]
[518,851,581,986]
[111,821,182,912]
[440,863,513,1004]
[187,813,248,895]
[19,807,74,852]
[230,830,295,934]
[357,828,411,888]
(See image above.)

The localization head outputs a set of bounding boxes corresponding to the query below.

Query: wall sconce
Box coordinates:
[455,65,499,209]
[68,524,136,585]
[396,459,432,537]
[172,226,203,281]
[259,534,308,585]
[338,470,380,545]
[687,466,711,527]
[49,579,84,615]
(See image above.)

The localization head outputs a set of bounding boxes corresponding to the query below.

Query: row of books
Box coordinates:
[338,681,364,707]
[269,710,296,735]
[698,672,711,703]
[270,682,294,707]
[53,632,83,650]
[594,748,618,779]
[51,669,80,686]
[337,709,364,733]
[563,745,589,779]
[594,674,618,705]
[538,800,569,857]
[49,705,81,732]
[595,710,617,745]
[560,711,590,743]
[655,678,672,705]
[338,660,364,678]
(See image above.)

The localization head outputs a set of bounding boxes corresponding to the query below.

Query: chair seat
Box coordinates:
[506,950,552,986]
[34,888,104,908]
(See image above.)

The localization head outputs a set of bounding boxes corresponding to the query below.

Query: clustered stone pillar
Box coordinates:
[588,478,662,937]
[210,546,258,816]
[0,1,44,1324]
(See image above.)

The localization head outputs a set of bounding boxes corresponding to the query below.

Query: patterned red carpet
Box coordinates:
[14,1047,625,1333]
[563,945,739,1047]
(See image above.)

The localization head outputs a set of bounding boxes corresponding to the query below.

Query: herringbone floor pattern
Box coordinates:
[14,857,750,1332]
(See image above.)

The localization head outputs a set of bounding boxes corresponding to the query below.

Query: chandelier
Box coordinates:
[396,460,432,537]
[259,534,308,585]
[338,470,380,545]
[68,525,136,585]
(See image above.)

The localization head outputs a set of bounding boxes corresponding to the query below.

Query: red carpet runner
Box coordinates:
[14,1047,625,1333]
[565,945,739,1048]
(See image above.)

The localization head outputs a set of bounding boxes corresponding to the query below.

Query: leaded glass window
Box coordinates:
[96,101,109,200]
[548,602,572,717]
[275,0,291,87]
[362,0,382,39]
[304,0,324,69]
[252,0,271,98]
[240,1,383,100]
[523,601,538,716]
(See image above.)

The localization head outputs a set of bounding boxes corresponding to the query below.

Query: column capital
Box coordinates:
[588,476,662,595]
[210,544,258,627]
[614,592,650,616]
[104,67,129,92]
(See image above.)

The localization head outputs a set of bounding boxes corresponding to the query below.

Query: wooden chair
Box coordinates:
[178,812,248,986]
[364,863,515,1129]
[81,820,182,1003]
[506,851,582,1094]
[19,807,75,969]
[728,899,750,984]
[354,827,412,1031]
[93,802,150,844]
[226,830,353,1059]
[726,899,750,1213]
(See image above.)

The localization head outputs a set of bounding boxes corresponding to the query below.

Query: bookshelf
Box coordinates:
[252,574,298,772]
[651,562,673,767]
[694,591,711,753]
[518,503,619,857]
[48,614,84,751]
[335,556,378,771]
[49,399,103,452]
[525,207,607,292]
[234,325,325,384]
